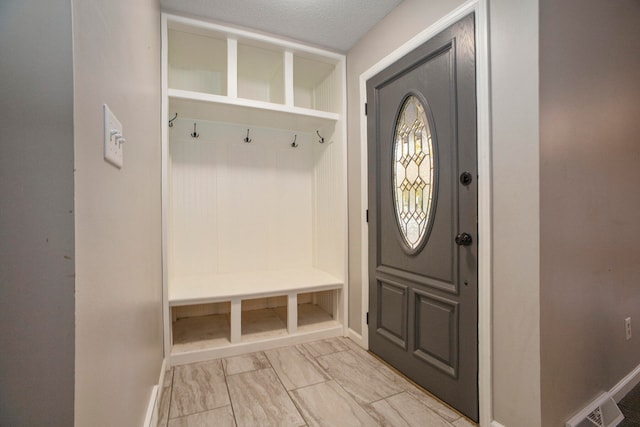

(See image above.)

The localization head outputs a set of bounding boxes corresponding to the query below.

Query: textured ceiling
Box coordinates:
[160,0,404,52]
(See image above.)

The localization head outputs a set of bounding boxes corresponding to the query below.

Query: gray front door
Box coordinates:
[367,14,478,421]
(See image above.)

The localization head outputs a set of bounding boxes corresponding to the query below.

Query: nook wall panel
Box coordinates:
[169,120,314,279]
[313,135,345,279]
[170,129,220,278]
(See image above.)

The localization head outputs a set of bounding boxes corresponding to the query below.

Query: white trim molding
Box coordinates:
[347,328,366,348]
[143,358,167,427]
[143,385,159,427]
[611,362,640,402]
[358,1,492,425]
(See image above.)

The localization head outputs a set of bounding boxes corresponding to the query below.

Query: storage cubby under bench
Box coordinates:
[169,269,343,364]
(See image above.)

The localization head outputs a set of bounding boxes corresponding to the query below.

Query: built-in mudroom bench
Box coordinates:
[161,13,347,365]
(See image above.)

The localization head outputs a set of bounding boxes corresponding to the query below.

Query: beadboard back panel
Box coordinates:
[169,119,317,280]
[313,129,345,280]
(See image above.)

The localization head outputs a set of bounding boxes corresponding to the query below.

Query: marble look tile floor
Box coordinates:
[158,337,477,427]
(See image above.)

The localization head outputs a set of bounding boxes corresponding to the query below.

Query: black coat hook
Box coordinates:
[168,113,178,127]
[244,128,252,143]
[191,122,199,138]
[316,130,325,144]
[291,135,298,148]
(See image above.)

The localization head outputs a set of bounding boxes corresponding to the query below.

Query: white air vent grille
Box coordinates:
[587,406,604,426]
[565,392,624,427]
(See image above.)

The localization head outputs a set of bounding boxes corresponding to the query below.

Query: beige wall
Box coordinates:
[347,0,542,425]
[0,1,75,425]
[540,1,640,425]
[73,0,163,425]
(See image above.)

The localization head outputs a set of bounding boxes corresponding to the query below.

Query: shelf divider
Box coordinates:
[287,293,297,334]
[230,297,241,344]
[284,51,294,107]
[227,38,238,98]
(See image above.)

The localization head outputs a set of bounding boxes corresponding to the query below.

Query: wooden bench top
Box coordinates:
[169,268,343,306]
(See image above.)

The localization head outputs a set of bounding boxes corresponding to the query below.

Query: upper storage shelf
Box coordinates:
[168,89,339,132]
[168,28,227,96]
[163,14,345,132]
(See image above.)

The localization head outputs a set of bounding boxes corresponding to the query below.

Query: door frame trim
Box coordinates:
[358,1,492,425]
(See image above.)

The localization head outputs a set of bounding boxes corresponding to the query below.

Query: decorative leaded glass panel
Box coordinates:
[392,95,435,251]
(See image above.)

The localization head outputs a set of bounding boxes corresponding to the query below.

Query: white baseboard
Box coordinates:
[143,358,167,427]
[143,385,159,427]
[611,361,640,402]
[490,421,506,427]
[170,327,343,366]
[347,328,366,348]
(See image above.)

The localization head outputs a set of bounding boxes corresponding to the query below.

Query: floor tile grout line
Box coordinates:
[299,343,337,381]
[159,370,168,426]
[227,365,306,427]
[164,368,175,424]
[314,341,464,426]
[301,337,351,359]
[222,351,271,377]
[268,342,345,427]
[305,345,385,420]
[286,378,332,393]
[223,371,239,427]
[286,378,379,426]
[166,405,236,424]
[266,353,308,424]
[285,388,313,426]
[298,341,344,373]
[223,351,276,427]
[168,361,230,421]
[370,350,467,422]
[366,389,460,425]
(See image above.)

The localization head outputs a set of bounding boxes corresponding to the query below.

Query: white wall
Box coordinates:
[540,1,640,425]
[0,1,75,425]
[489,0,541,425]
[72,0,164,425]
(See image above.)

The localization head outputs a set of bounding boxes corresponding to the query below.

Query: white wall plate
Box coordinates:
[103,104,124,168]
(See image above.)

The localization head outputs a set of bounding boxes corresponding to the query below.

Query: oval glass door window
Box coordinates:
[392,95,436,252]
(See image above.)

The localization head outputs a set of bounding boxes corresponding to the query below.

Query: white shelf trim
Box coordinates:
[169,267,343,306]
[168,88,340,122]
[165,13,344,62]
[227,38,238,98]
[284,51,294,107]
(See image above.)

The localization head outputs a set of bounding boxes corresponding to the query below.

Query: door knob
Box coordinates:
[455,232,473,246]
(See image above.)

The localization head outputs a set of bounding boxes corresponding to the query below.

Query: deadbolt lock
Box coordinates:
[455,232,473,246]
[460,171,473,186]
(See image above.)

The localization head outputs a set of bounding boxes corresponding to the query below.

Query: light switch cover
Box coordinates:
[103,104,124,168]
